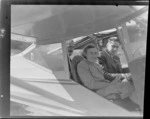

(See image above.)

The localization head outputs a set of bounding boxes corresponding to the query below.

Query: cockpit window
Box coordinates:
[23,43,67,79]
[125,11,148,60]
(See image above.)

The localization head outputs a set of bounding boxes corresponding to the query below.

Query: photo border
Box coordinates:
[0,0,149,118]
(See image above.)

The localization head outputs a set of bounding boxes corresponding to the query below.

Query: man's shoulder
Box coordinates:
[113,55,121,62]
[113,55,120,59]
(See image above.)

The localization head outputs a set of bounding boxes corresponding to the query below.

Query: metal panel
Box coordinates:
[11,5,135,44]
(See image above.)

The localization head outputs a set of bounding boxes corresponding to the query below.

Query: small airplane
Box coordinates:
[9,5,148,116]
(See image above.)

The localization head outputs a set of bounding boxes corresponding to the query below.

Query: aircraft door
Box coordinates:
[117,10,148,111]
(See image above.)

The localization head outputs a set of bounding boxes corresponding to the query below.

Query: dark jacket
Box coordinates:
[99,49,123,81]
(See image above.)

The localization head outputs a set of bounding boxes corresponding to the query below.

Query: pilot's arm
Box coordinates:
[98,56,121,81]
[103,71,132,81]
[99,56,130,82]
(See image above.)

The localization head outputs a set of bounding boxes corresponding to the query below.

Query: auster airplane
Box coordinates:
[8,5,148,116]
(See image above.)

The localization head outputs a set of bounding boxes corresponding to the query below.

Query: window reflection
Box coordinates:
[23,43,66,79]
[126,11,148,60]
[11,40,32,56]
[11,39,66,79]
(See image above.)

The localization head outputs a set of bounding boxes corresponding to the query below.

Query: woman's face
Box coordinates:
[86,48,99,62]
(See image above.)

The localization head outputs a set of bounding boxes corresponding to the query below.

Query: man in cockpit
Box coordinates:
[99,37,135,99]
[99,37,131,83]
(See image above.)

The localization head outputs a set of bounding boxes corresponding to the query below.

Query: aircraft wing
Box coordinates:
[11,5,136,45]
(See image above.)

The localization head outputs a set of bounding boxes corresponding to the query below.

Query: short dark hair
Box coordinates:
[107,37,120,46]
[82,44,97,58]
[108,37,117,42]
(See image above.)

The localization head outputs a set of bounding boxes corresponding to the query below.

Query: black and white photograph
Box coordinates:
[0,1,149,117]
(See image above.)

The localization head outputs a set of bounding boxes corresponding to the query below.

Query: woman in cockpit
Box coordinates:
[77,44,134,100]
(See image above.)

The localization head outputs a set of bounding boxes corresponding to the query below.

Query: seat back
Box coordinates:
[71,55,83,85]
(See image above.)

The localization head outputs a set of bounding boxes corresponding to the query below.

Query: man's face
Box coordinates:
[107,41,120,55]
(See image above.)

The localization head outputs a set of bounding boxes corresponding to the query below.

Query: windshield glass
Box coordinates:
[120,11,148,62]
[22,43,67,79]
[125,11,148,60]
